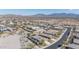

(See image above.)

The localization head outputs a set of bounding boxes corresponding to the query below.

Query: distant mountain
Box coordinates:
[33,14,47,16]
[48,13,79,17]
[0,13,79,21]
[33,13,79,19]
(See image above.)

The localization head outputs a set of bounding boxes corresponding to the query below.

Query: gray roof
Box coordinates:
[76,33,79,37]
[39,34,51,39]
[73,39,79,44]
[67,43,79,49]
[32,35,41,40]
[44,32,54,35]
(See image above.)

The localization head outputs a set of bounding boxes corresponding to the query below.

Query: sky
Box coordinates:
[0,9,79,15]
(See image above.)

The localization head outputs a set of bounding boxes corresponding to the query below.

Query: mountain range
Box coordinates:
[0,13,79,20]
[33,13,79,19]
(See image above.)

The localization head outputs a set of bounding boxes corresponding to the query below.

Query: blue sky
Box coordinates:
[0,9,79,15]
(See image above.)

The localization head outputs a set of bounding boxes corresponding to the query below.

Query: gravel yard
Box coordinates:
[0,34,21,49]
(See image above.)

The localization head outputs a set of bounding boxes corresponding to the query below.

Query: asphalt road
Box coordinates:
[45,27,71,49]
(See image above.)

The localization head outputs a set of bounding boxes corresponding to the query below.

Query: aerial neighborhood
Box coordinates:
[0,9,79,49]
